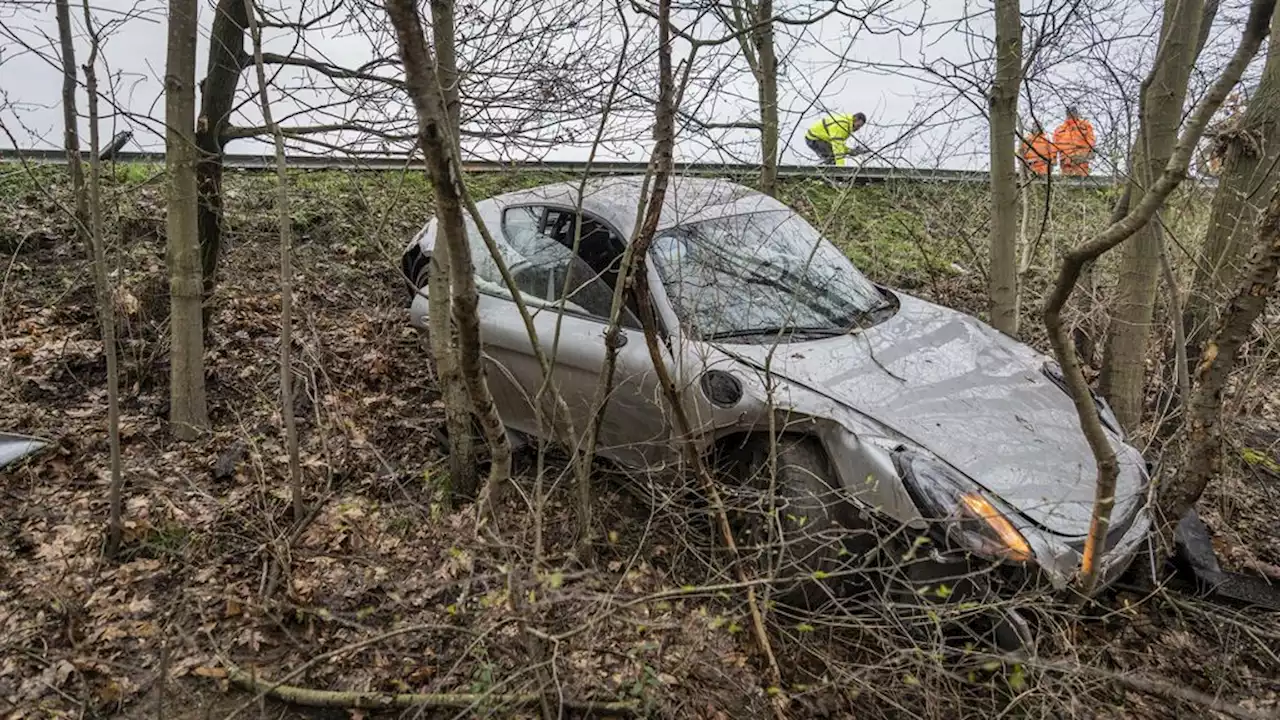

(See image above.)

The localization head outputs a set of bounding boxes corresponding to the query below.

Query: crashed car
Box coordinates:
[401,176,1151,636]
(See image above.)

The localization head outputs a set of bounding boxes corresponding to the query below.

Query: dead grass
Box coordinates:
[0,165,1277,719]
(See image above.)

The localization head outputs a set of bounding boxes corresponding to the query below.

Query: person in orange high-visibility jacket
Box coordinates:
[1021,122,1055,175]
[805,112,866,166]
[1053,106,1096,176]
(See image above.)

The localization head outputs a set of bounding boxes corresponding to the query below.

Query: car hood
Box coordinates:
[717,293,1146,537]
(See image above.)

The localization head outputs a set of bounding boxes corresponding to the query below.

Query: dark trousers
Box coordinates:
[805,136,836,164]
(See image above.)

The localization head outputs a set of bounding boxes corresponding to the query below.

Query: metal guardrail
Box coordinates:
[0,146,1142,187]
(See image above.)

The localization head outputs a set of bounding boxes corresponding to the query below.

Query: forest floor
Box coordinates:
[1,166,1278,719]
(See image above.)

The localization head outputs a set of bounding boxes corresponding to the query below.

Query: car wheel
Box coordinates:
[725,435,853,608]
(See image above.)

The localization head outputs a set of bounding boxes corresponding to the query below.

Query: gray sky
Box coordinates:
[0,0,1228,171]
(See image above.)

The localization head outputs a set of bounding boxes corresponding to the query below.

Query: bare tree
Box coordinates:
[195,0,249,303]
[166,0,210,441]
[182,0,641,326]
[386,0,513,518]
[989,0,1022,336]
[244,0,304,520]
[612,0,784,685]
[1100,0,1219,432]
[74,1,125,558]
[1040,0,1274,594]
[54,0,88,255]
[1185,9,1280,359]
[714,0,780,195]
[423,0,480,501]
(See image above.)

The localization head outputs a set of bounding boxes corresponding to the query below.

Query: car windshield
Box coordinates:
[651,210,887,340]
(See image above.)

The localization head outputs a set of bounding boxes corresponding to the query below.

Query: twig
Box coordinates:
[219,623,479,719]
[260,499,324,600]
[223,661,639,714]
[1035,659,1278,720]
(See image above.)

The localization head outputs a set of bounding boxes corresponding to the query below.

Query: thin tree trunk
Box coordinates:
[166,0,210,441]
[431,0,462,138]
[425,0,478,502]
[244,0,304,520]
[988,0,1022,336]
[1158,184,1280,540]
[1073,185,1132,363]
[55,0,89,256]
[80,3,124,559]
[386,0,511,521]
[1157,228,1192,404]
[619,0,782,687]
[722,0,777,196]
[1041,0,1273,595]
[573,20,634,549]
[1101,0,1213,433]
[1185,9,1280,359]
[1016,150,1035,278]
[196,0,250,307]
[754,0,779,197]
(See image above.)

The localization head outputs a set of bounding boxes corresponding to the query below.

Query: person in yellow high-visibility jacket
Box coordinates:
[805,112,867,165]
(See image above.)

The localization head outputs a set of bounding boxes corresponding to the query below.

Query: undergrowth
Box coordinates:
[2,162,1275,720]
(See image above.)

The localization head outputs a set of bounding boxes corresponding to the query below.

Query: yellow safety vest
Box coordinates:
[806,114,857,142]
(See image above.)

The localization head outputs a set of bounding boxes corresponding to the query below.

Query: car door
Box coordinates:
[529,309,672,467]
[472,204,673,467]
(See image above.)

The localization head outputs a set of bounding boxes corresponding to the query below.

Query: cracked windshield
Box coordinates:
[652,210,887,339]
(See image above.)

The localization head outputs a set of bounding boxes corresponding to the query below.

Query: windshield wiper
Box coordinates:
[703,325,852,341]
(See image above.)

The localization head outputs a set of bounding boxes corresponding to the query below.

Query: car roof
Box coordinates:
[475,175,792,241]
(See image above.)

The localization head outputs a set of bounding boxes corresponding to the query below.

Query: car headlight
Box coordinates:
[1041,361,1124,439]
[893,449,1032,563]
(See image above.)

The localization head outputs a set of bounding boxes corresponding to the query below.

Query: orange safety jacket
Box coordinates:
[1022,131,1055,174]
[1053,117,1096,161]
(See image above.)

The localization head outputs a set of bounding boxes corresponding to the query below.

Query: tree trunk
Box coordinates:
[721,0,777,196]
[79,2,124,559]
[386,0,512,518]
[425,241,478,500]
[1157,183,1280,539]
[55,0,89,256]
[431,0,462,138]
[424,0,479,502]
[754,0,779,197]
[988,0,1022,336]
[195,0,250,307]
[1040,0,1274,595]
[244,0,304,520]
[1101,0,1213,433]
[166,0,210,440]
[1185,9,1280,359]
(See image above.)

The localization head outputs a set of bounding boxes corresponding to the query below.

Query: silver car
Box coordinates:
[401,176,1151,635]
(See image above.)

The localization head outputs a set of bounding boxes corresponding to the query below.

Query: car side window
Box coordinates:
[485,206,639,329]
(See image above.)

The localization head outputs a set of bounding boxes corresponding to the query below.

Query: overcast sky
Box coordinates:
[0,0,1242,170]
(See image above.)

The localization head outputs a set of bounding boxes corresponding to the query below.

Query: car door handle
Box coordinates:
[603,328,628,347]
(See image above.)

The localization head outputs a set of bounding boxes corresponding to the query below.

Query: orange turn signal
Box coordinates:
[959,493,1032,562]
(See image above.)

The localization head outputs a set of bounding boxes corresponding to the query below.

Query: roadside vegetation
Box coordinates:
[4,165,1277,718]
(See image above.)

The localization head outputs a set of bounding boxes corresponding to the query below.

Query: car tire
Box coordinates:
[725,435,853,608]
